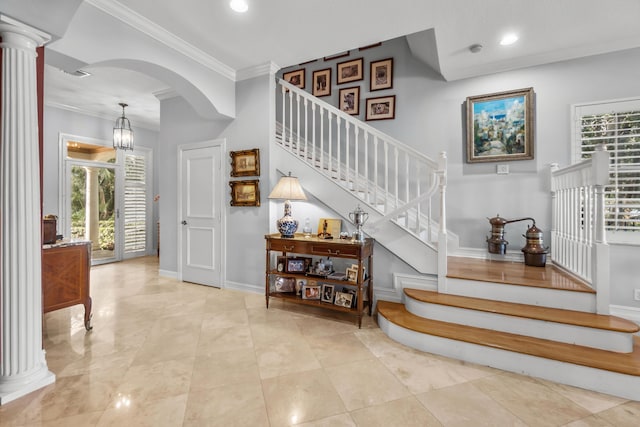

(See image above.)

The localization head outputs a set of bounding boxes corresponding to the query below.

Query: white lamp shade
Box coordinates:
[268,175,307,201]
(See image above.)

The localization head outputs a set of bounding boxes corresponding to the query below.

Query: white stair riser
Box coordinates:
[404,297,633,353]
[446,278,596,313]
[378,315,640,401]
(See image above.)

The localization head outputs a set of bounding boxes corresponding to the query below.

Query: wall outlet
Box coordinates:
[496,164,509,175]
[635,289,640,301]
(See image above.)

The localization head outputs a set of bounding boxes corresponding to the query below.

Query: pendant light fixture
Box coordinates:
[113,102,134,150]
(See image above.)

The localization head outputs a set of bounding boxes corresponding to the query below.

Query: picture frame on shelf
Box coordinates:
[312,68,332,97]
[337,58,364,84]
[466,87,535,163]
[302,284,321,300]
[296,279,306,296]
[370,58,393,91]
[229,180,260,206]
[317,218,342,239]
[321,284,335,303]
[230,148,260,177]
[339,86,360,115]
[346,267,358,283]
[366,95,396,121]
[283,68,305,89]
[274,276,296,292]
[286,257,311,273]
[334,291,354,308]
[276,256,287,273]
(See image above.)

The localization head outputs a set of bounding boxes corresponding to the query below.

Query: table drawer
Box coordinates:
[309,243,360,258]
[268,239,305,253]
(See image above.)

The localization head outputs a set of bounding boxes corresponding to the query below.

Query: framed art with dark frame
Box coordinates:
[339,86,360,115]
[312,68,331,97]
[366,95,396,121]
[283,68,305,89]
[370,58,393,91]
[466,87,534,163]
[321,284,335,303]
[229,180,260,206]
[337,58,364,84]
[286,257,311,273]
[230,148,260,177]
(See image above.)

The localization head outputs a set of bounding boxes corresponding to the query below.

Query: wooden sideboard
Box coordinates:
[42,241,92,330]
[265,233,373,328]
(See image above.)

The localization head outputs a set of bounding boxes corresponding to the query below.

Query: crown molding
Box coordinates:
[86,0,236,81]
[45,100,159,131]
[236,62,280,81]
[153,88,179,101]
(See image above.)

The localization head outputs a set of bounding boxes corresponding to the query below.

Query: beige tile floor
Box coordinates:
[1,256,639,426]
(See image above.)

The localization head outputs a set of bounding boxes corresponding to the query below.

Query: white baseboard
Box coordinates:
[158,269,177,279]
[224,280,262,294]
[610,304,640,326]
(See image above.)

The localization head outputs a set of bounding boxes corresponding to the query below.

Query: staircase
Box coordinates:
[272,79,640,400]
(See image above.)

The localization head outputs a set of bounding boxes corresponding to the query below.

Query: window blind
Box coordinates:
[576,101,640,232]
[124,154,147,252]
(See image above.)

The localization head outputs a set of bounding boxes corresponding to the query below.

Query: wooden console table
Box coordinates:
[42,241,92,330]
[265,233,373,328]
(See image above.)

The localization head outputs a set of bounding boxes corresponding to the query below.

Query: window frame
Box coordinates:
[572,96,640,245]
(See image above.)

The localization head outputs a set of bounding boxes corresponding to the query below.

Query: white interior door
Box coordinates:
[179,142,222,286]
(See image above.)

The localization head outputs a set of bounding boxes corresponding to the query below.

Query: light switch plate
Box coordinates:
[497,164,509,175]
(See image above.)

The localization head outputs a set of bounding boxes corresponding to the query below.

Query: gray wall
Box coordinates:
[280,39,640,309]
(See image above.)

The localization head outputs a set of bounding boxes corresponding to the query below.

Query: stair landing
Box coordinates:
[447,256,594,293]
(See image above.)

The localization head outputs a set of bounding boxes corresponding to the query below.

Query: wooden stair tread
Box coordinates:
[377,300,640,376]
[447,256,595,293]
[404,288,640,333]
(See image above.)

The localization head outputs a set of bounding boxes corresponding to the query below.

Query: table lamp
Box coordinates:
[268,172,307,237]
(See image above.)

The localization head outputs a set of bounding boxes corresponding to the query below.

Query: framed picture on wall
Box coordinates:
[339,86,360,115]
[283,68,305,89]
[466,87,534,163]
[365,95,396,121]
[337,58,364,84]
[312,68,332,97]
[370,58,393,91]
[230,148,260,177]
[229,180,260,206]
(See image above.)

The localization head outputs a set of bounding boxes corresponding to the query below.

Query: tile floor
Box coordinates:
[1,256,639,426]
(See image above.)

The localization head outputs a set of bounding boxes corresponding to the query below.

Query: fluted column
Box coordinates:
[0,15,53,405]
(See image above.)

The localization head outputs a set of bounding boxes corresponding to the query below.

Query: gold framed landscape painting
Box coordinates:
[466,87,534,163]
[230,148,260,177]
[229,180,260,206]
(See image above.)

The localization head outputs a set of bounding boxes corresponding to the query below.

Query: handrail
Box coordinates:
[278,78,438,169]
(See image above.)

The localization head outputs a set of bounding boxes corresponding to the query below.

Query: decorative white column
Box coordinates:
[0,15,54,405]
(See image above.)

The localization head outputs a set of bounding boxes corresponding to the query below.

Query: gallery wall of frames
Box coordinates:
[280,43,396,121]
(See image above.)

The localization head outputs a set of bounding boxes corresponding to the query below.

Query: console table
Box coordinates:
[42,241,92,330]
[265,233,373,328]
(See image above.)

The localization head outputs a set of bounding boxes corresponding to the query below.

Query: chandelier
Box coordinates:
[113,103,134,150]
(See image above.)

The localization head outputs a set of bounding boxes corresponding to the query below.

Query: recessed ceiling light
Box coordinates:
[230,0,248,13]
[500,33,518,46]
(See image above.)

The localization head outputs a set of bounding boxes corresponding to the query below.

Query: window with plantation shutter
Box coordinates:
[574,98,640,241]
[124,153,147,253]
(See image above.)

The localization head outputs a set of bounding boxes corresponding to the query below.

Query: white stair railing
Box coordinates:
[550,144,610,313]
[276,78,446,244]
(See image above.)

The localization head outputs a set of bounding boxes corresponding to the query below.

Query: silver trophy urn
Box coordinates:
[349,205,369,243]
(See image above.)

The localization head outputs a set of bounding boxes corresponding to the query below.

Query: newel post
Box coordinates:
[591,144,610,314]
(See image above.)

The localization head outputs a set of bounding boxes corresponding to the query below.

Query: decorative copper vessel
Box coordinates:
[521,223,549,267]
[486,214,534,255]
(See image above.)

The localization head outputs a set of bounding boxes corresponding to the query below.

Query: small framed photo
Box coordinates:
[312,68,331,97]
[339,86,360,115]
[230,148,260,177]
[337,58,364,84]
[366,95,396,121]
[286,257,310,273]
[283,68,305,89]
[334,291,354,308]
[346,267,358,283]
[274,276,296,292]
[276,256,287,273]
[302,284,321,300]
[466,87,534,163]
[229,180,260,206]
[321,284,335,303]
[317,218,342,239]
[370,58,393,91]
[296,279,306,295]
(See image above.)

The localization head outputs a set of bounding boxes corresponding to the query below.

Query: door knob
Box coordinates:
[181,220,187,225]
